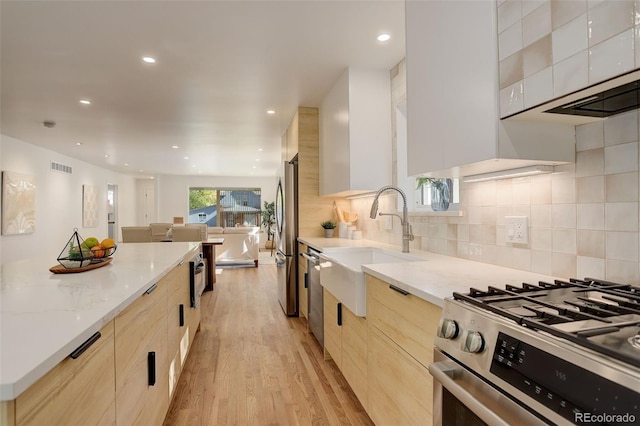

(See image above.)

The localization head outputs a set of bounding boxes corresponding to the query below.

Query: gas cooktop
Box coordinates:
[452,278,640,368]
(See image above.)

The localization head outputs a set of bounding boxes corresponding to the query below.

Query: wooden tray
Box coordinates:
[50,257,113,274]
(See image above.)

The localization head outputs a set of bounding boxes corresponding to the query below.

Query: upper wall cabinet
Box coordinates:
[319,68,392,196]
[406,0,575,178]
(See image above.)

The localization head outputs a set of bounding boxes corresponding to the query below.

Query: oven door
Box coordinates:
[430,349,548,426]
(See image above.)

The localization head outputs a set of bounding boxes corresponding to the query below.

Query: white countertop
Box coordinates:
[0,242,201,401]
[298,237,558,308]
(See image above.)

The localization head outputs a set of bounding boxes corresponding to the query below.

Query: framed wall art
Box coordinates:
[82,184,98,228]
[2,171,36,235]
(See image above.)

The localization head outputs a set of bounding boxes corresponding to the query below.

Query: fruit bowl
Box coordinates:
[90,244,117,261]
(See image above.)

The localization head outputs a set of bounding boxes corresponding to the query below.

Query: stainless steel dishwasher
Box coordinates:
[302,247,323,347]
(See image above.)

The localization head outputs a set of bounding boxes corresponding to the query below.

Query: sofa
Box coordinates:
[207,226,260,267]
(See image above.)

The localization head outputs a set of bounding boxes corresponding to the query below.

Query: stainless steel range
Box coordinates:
[430,278,640,426]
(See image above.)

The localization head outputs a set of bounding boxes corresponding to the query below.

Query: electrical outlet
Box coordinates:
[505,216,528,244]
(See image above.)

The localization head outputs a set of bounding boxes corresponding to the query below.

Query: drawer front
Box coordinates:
[342,307,367,407]
[298,243,308,270]
[367,274,441,368]
[115,279,168,382]
[368,326,432,426]
[298,265,308,319]
[322,288,341,368]
[168,263,190,354]
[16,321,116,426]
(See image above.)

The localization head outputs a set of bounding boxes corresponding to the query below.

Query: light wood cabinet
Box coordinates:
[298,242,308,319]
[366,274,442,426]
[319,67,392,197]
[167,259,194,397]
[322,288,368,406]
[115,279,169,425]
[405,0,573,178]
[14,322,115,426]
[323,288,342,369]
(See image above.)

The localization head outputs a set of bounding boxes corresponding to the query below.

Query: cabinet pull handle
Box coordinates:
[337,302,342,326]
[389,284,410,296]
[70,331,101,359]
[148,352,156,386]
[179,304,185,327]
[304,272,308,289]
[145,283,158,294]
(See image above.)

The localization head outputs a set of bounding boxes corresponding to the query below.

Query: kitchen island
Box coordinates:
[0,242,201,425]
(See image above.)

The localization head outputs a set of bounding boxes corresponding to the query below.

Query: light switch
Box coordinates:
[505,216,528,244]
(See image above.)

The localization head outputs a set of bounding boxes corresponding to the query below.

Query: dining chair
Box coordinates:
[121,226,152,243]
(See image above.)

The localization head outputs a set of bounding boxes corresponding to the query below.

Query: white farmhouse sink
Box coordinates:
[318,247,423,317]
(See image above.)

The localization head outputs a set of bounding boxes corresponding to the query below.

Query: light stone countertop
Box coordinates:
[297,237,559,308]
[0,242,201,401]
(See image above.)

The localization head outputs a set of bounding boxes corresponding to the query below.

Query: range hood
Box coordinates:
[506,70,640,125]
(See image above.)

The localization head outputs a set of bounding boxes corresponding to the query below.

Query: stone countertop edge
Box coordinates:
[298,236,559,308]
[0,242,201,401]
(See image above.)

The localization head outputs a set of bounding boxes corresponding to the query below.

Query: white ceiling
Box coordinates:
[1,1,406,178]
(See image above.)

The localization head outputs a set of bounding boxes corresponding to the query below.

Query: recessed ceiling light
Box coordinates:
[150,176,155,179]
[184,156,189,160]
[124,163,129,166]
[252,166,257,169]
[377,33,391,42]
[76,142,83,146]
[256,159,260,162]
[258,148,263,152]
[79,99,91,105]
[192,164,197,168]
[139,169,144,172]
[172,145,179,149]
[104,154,110,158]
[266,110,275,115]
[142,56,156,64]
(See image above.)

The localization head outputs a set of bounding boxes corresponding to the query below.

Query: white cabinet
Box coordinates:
[406,0,575,178]
[319,67,392,196]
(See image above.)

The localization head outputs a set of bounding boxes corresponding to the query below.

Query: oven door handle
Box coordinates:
[429,360,546,426]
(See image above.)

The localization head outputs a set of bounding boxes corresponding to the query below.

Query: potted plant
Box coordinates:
[261,201,276,249]
[416,177,452,211]
[321,220,336,238]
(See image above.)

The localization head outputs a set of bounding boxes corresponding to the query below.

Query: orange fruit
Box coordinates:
[91,245,105,258]
[101,238,115,249]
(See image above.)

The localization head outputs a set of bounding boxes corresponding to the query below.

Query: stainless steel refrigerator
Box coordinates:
[275,158,298,316]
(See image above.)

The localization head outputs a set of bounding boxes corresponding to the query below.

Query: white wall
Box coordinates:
[155,174,277,225]
[0,134,137,263]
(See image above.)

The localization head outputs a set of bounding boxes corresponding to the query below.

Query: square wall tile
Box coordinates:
[605,259,639,283]
[531,227,553,250]
[553,50,589,97]
[500,81,525,117]
[530,176,552,204]
[524,3,552,47]
[551,0,587,30]
[500,21,524,61]
[604,110,638,146]
[552,204,577,228]
[500,52,524,89]
[576,120,604,151]
[552,252,577,277]
[512,248,532,270]
[606,172,639,202]
[531,250,553,274]
[531,204,552,227]
[577,256,606,278]
[576,148,604,177]
[606,231,639,261]
[577,176,605,203]
[577,203,605,230]
[589,29,635,84]
[587,0,634,46]
[523,0,548,18]
[499,0,523,34]
[552,13,588,63]
[523,35,553,76]
[513,179,532,204]
[496,180,514,205]
[604,142,638,174]
[605,202,638,231]
[524,67,554,108]
[577,229,605,257]
[551,176,576,203]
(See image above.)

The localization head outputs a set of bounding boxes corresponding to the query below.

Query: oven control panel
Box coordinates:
[490,332,639,424]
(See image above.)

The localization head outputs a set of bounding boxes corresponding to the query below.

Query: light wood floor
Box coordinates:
[164,262,374,426]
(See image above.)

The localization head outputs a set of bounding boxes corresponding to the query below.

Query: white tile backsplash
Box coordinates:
[606,231,639,261]
[604,110,638,147]
[577,203,605,230]
[605,202,639,231]
[524,67,553,108]
[576,120,604,151]
[523,1,552,46]
[499,21,524,61]
[589,28,635,84]
[604,142,639,174]
[552,13,588,63]
[498,0,524,34]
[587,0,634,47]
[553,50,589,96]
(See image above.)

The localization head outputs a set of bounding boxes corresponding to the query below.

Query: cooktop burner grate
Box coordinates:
[453,278,640,368]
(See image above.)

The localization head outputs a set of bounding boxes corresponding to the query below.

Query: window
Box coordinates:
[416,178,460,211]
[188,187,261,227]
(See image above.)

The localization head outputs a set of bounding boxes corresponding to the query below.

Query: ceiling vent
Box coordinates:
[50,161,72,174]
